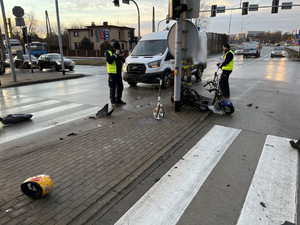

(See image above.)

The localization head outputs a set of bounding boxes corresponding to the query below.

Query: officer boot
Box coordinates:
[290,139,300,151]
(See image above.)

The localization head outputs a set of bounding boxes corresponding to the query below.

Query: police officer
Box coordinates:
[217,43,234,98]
[106,42,126,107]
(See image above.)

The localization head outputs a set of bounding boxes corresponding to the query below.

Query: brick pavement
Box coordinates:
[0,69,211,224]
[0,101,210,225]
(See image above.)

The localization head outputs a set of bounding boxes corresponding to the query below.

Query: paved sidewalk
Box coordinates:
[0,71,210,225]
[0,69,84,88]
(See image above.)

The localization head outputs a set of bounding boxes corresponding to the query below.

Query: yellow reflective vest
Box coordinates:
[106,50,117,74]
[222,50,234,71]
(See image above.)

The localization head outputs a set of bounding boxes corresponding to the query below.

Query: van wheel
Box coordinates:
[195,68,203,80]
[128,82,137,87]
[162,71,171,88]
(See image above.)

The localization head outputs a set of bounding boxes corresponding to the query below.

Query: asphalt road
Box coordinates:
[1,46,300,224]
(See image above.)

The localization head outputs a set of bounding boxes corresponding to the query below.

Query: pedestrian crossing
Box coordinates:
[115,125,298,225]
[0,95,99,145]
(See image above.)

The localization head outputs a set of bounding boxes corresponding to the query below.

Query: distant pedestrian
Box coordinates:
[216,43,234,98]
[106,41,126,107]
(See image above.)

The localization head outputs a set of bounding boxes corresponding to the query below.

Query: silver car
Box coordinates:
[271,47,285,57]
[234,47,244,55]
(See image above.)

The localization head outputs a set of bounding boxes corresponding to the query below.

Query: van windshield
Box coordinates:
[131,40,167,56]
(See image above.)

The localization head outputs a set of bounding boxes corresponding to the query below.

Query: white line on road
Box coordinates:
[115,125,241,225]
[237,135,298,225]
[0,107,99,145]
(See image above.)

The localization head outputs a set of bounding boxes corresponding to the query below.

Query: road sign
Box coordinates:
[217,6,225,13]
[249,4,259,11]
[122,0,129,4]
[167,19,198,59]
[15,17,25,26]
[12,6,24,17]
[282,2,292,10]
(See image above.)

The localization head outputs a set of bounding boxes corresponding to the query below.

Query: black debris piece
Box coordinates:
[154,178,160,182]
[255,106,258,109]
[0,114,33,125]
[89,116,96,120]
[290,139,300,151]
[246,103,253,107]
[67,133,77,136]
[282,221,295,225]
[96,104,114,118]
[260,202,266,208]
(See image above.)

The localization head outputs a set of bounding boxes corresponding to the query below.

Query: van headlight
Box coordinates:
[56,61,61,65]
[148,60,161,68]
[123,62,128,72]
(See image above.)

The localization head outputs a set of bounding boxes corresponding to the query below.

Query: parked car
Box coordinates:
[14,55,38,69]
[243,42,261,58]
[37,53,75,71]
[234,46,244,55]
[271,46,285,57]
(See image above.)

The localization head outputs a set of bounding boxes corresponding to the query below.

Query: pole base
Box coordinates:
[175,101,181,112]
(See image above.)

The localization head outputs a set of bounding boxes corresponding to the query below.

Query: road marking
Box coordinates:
[65,90,89,95]
[30,103,83,118]
[237,135,298,225]
[0,100,61,114]
[115,125,241,225]
[0,107,99,145]
[0,97,44,108]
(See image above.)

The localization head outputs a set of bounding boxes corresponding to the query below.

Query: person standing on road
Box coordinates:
[106,41,126,107]
[216,43,234,98]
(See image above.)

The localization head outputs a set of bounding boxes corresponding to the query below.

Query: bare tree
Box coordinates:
[193,0,210,31]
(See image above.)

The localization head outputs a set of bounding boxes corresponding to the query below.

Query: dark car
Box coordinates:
[14,55,38,69]
[37,53,75,71]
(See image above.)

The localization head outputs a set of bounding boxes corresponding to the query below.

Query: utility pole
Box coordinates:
[55,0,65,75]
[0,0,17,83]
[152,7,155,32]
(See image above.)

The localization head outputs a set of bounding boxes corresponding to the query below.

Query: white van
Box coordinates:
[122,30,207,88]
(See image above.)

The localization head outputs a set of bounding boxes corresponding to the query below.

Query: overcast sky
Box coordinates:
[2,0,299,36]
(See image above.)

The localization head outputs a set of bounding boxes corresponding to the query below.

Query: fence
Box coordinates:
[207,32,228,53]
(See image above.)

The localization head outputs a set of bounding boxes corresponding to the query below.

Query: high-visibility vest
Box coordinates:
[106,50,117,74]
[222,50,234,71]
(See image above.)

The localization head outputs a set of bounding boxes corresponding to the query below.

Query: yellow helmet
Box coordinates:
[21,174,53,198]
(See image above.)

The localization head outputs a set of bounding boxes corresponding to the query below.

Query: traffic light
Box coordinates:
[211,5,217,17]
[169,0,187,20]
[271,0,279,13]
[242,2,249,15]
[113,0,119,7]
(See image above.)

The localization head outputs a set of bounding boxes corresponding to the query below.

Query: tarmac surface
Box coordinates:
[0,69,210,224]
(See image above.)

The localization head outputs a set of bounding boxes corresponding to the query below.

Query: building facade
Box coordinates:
[67,22,135,55]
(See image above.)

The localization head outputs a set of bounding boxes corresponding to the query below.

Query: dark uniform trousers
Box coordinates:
[108,73,124,104]
[219,70,232,98]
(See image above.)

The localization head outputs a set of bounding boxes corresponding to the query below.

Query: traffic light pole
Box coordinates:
[0,0,17,83]
[55,0,65,75]
[131,0,140,41]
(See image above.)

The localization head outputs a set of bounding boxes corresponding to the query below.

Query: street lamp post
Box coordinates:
[55,0,65,75]
[131,0,140,41]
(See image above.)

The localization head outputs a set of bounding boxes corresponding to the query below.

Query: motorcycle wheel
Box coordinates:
[222,105,235,114]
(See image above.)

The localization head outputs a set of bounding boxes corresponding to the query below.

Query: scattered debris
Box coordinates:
[255,106,259,109]
[67,133,77,136]
[135,96,141,100]
[96,104,114,118]
[59,138,64,140]
[154,178,160,182]
[168,175,171,177]
[290,139,300,151]
[266,144,274,147]
[282,221,296,225]
[21,175,53,198]
[6,209,12,213]
[174,166,178,169]
[193,155,199,157]
[0,114,33,125]
[260,202,266,208]
[89,116,96,120]
[227,184,230,187]
[246,103,253,107]
[269,111,274,113]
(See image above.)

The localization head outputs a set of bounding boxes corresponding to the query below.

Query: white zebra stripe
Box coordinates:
[115,125,241,225]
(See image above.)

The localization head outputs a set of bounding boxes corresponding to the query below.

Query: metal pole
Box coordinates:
[228,10,232,35]
[25,27,33,73]
[55,0,65,75]
[0,0,17,83]
[174,8,183,112]
[131,0,140,41]
[152,7,155,32]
